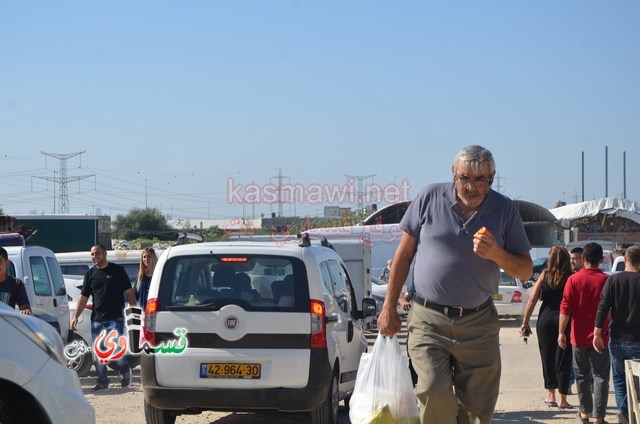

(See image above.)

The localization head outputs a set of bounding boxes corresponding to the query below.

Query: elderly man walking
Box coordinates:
[378,145,532,424]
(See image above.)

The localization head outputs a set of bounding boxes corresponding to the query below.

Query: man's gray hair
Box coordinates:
[453,145,496,175]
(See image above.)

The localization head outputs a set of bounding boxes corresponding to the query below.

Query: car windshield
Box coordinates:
[371,276,386,286]
[533,257,548,266]
[499,271,517,287]
[158,254,310,312]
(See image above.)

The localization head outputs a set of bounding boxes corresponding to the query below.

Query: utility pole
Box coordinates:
[495,173,506,194]
[269,168,290,217]
[36,151,94,214]
[344,174,376,219]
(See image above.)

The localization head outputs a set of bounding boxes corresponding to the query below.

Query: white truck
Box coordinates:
[306,223,412,287]
[4,245,71,343]
[231,233,373,314]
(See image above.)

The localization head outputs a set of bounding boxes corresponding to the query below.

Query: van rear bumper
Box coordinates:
[141,350,333,412]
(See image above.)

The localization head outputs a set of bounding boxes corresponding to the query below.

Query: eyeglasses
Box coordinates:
[454,174,493,187]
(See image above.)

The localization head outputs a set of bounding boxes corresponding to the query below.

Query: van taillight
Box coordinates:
[511,291,523,303]
[310,300,327,349]
[144,298,158,346]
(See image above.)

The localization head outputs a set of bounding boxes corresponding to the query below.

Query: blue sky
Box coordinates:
[1,1,639,221]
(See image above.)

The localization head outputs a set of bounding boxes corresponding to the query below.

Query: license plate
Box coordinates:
[491,294,502,301]
[199,363,261,379]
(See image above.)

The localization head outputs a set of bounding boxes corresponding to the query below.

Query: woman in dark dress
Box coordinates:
[520,245,574,408]
[134,247,157,310]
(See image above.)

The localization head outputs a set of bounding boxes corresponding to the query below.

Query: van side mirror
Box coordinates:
[360,298,377,319]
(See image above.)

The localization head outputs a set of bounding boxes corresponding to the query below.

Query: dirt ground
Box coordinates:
[82,311,619,424]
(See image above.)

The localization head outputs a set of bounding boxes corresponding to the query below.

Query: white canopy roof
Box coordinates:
[549,197,640,225]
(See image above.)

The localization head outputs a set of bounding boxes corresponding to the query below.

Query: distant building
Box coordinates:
[167,218,263,237]
[324,206,351,218]
[13,214,112,252]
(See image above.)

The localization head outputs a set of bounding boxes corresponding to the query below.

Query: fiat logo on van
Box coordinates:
[225,316,239,329]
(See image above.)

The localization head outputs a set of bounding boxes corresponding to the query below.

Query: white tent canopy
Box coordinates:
[549,197,640,225]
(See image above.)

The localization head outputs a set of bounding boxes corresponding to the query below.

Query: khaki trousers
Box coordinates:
[407,299,501,424]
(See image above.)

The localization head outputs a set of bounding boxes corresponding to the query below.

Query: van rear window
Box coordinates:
[157,255,309,312]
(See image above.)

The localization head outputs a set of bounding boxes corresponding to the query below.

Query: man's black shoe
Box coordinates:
[121,377,130,388]
[93,382,108,391]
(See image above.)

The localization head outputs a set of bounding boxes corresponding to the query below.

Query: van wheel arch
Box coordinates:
[309,363,339,424]
[0,380,50,424]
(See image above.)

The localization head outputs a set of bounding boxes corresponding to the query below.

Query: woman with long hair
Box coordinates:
[520,245,574,409]
[135,247,157,311]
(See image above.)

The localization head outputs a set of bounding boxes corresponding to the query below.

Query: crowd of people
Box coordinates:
[518,242,640,424]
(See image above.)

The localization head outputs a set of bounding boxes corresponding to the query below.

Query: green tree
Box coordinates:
[112,208,173,240]
[202,225,227,242]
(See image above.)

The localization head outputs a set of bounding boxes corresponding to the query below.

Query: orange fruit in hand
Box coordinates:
[475,226,492,237]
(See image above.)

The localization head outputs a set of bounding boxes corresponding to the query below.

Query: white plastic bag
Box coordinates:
[349,333,420,424]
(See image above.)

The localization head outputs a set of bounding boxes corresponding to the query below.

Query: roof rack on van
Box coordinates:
[175,232,204,245]
[296,233,334,250]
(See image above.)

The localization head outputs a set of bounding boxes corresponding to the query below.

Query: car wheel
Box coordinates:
[66,336,93,377]
[126,353,141,369]
[0,400,18,424]
[144,399,176,424]
[310,371,339,424]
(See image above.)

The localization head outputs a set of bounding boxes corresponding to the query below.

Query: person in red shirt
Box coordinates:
[559,242,610,424]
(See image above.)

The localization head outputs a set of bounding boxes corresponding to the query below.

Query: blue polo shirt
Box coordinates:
[400,182,530,308]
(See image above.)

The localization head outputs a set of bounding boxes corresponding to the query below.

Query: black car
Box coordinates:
[530,257,548,282]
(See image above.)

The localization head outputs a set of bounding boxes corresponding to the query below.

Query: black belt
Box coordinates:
[412,294,492,318]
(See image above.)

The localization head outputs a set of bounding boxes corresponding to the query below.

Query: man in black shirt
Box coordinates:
[71,244,137,391]
[0,247,32,314]
[594,246,640,424]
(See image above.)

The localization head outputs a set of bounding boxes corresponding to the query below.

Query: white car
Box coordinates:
[370,276,408,317]
[141,236,376,424]
[64,276,94,376]
[0,301,95,424]
[611,255,625,274]
[493,270,531,321]
[64,275,141,376]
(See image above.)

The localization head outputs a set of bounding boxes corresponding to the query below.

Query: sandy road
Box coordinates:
[83,314,619,424]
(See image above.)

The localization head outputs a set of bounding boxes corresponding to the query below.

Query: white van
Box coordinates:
[56,249,150,284]
[141,237,377,424]
[5,246,70,343]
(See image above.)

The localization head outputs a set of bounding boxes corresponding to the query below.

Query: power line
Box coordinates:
[270,168,290,217]
[34,151,95,214]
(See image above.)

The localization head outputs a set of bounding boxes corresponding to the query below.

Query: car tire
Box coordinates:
[66,336,93,377]
[0,400,18,424]
[310,371,339,424]
[144,399,176,424]
[126,353,141,369]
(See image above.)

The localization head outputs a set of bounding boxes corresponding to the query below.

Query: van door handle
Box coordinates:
[53,298,58,307]
[326,314,339,322]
